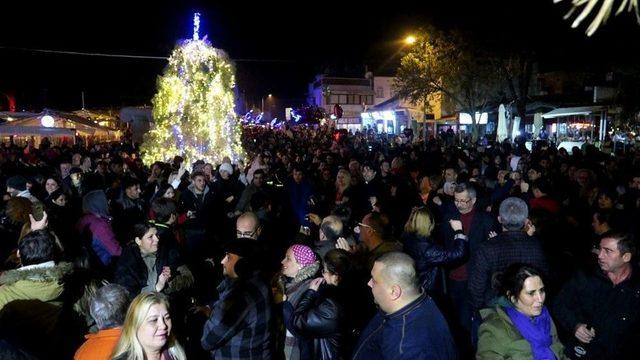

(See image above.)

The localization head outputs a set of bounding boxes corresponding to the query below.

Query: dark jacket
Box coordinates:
[439,207,498,262]
[467,230,549,311]
[212,176,245,216]
[201,274,273,360]
[114,242,191,296]
[401,231,467,292]
[352,292,457,360]
[111,194,146,242]
[179,184,215,229]
[286,179,315,228]
[553,268,640,359]
[284,285,342,360]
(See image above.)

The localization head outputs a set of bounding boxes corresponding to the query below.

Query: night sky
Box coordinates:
[1,0,639,111]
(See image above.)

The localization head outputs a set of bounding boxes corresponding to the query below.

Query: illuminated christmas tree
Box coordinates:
[141,13,245,166]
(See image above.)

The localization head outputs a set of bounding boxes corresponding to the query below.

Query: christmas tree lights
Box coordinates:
[141,14,245,166]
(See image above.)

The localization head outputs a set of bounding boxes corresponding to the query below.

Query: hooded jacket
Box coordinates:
[0,261,73,309]
[76,190,121,266]
[0,262,74,358]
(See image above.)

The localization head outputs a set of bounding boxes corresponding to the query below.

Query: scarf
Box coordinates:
[504,305,556,360]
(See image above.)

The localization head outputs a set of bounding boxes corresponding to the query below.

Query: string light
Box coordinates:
[193,12,201,41]
[141,15,245,166]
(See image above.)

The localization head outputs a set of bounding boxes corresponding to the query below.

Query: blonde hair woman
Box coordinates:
[404,206,436,238]
[401,207,468,292]
[111,292,186,360]
[334,169,352,206]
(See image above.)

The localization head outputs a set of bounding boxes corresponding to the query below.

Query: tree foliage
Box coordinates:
[394,30,503,140]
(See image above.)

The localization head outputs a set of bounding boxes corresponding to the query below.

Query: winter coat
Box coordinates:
[0,262,73,359]
[468,230,549,312]
[553,268,640,359]
[179,184,215,229]
[352,292,457,360]
[76,213,121,267]
[477,305,568,360]
[0,261,72,310]
[282,262,321,360]
[401,231,467,292]
[114,243,193,297]
[284,285,342,360]
[201,274,273,359]
[77,190,121,267]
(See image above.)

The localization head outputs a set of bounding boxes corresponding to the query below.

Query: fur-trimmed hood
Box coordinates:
[0,262,73,286]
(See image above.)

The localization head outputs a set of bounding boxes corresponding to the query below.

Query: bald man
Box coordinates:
[353,252,457,360]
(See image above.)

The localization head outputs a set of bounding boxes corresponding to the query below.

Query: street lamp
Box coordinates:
[261,94,273,113]
[404,35,417,45]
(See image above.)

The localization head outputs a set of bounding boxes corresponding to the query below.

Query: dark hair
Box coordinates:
[609,232,636,258]
[593,210,613,227]
[48,189,66,203]
[531,179,552,195]
[253,169,265,177]
[496,263,544,301]
[18,230,55,265]
[151,198,177,223]
[191,171,206,180]
[121,176,140,190]
[132,223,155,241]
[324,249,352,278]
[154,182,174,200]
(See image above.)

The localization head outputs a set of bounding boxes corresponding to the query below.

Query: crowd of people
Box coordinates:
[1,124,640,359]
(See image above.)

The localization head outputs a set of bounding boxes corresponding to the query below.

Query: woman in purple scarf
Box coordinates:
[477,264,569,359]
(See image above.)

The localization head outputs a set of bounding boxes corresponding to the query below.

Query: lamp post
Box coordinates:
[404,34,429,149]
[261,94,272,113]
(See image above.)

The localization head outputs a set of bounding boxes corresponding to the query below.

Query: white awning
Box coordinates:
[0,125,76,137]
[542,106,606,119]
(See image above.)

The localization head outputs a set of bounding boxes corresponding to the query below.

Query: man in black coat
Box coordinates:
[467,196,549,312]
[179,171,216,260]
[553,232,640,359]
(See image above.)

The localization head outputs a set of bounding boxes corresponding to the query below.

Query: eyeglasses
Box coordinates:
[236,227,259,238]
[354,222,376,234]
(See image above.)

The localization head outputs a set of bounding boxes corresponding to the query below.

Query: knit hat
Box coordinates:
[219,163,234,175]
[290,244,317,267]
[6,176,27,191]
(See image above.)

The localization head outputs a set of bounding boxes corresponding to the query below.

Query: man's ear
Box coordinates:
[623,252,632,263]
[497,216,502,224]
[390,284,402,301]
[16,249,21,260]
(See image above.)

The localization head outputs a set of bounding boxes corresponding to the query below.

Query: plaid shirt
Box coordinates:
[202,274,273,359]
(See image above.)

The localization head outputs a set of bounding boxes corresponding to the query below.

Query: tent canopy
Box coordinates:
[0,125,76,137]
[542,106,607,119]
